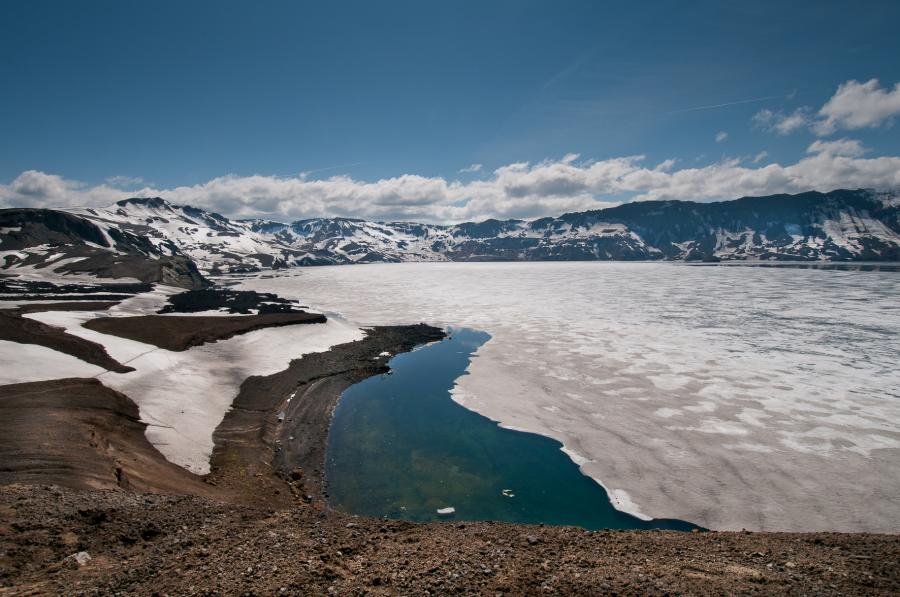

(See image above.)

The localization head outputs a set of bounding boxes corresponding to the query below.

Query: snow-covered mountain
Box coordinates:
[1,189,898,282]
[0,205,207,288]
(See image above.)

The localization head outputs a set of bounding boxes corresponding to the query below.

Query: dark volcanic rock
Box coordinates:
[52,247,209,289]
[157,288,308,314]
[83,312,327,351]
[0,279,152,300]
[0,208,110,249]
[0,207,210,289]
[0,308,133,373]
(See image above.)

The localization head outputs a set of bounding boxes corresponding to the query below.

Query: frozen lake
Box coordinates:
[237,262,900,532]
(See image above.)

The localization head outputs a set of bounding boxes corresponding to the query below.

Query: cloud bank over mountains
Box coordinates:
[3,79,900,224]
[4,146,897,224]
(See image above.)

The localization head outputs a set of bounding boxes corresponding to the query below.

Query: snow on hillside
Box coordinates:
[2,189,898,280]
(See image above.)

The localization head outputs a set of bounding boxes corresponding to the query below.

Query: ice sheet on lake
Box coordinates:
[237,262,900,532]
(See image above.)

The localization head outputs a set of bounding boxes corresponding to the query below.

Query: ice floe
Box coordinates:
[237,262,900,532]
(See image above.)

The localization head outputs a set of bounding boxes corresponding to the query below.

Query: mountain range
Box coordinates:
[1,189,898,287]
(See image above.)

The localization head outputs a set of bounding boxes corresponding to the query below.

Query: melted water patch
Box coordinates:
[326,327,695,530]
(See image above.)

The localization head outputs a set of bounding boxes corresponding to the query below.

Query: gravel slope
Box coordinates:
[1,484,897,596]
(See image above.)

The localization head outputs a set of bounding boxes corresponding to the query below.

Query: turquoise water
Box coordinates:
[326,328,696,530]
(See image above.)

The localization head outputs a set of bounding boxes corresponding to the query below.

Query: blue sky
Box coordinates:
[2,0,900,222]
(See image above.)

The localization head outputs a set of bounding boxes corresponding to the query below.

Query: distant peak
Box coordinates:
[116,197,170,209]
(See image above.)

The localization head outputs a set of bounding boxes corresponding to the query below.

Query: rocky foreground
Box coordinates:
[1,484,898,596]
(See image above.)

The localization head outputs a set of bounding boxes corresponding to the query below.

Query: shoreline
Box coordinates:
[450,351,656,524]
[244,279,665,526]
[207,323,446,504]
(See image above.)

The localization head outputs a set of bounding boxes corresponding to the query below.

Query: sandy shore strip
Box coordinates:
[210,324,446,500]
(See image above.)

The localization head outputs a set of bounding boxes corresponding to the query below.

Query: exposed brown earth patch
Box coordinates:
[12,302,121,314]
[82,312,327,351]
[0,309,132,373]
[1,484,898,596]
[0,379,212,495]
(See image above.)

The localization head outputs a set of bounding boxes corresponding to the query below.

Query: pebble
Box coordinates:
[69,551,91,566]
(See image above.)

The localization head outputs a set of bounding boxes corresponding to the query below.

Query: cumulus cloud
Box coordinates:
[752,151,768,164]
[105,175,145,188]
[806,138,867,158]
[715,131,728,143]
[753,108,810,135]
[3,151,900,224]
[2,170,125,209]
[753,79,900,137]
[815,79,900,135]
[458,163,483,174]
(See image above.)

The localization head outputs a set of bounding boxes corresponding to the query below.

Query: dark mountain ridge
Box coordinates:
[1,189,898,281]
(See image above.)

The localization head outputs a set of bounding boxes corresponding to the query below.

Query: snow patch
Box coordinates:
[0,340,106,384]
[24,304,364,474]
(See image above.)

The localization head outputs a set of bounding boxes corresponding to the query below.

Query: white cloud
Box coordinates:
[775,109,812,134]
[106,175,145,188]
[3,151,900,224]
[458,163,483,174]
[655,159,677,172]
[752,151,768,164]
[815,79,900,135]
[2,170,125,209]
[715,131,728,143]
[753,108,810,135]
[806,138,867,158]
[753,79,900,137]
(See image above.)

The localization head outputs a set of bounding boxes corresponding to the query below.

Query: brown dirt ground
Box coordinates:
[0,379,213,496]
[83,313,327,351]
[0,306,133,373]
[12,302,121,315]
[1,484,897,596]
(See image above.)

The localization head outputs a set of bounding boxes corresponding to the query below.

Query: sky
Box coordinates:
[2,0,900,223]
